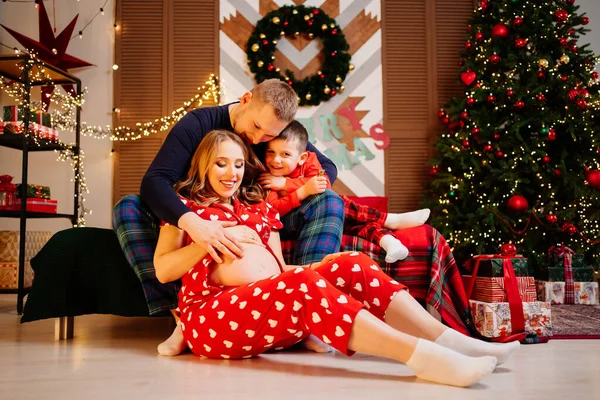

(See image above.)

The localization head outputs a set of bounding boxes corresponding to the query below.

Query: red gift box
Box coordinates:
[12,198,58,213]
[462,275,537,303]
[0,121,59,140]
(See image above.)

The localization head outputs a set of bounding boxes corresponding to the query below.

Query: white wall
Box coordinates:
[579,0,600,57]
[0,0,114,233]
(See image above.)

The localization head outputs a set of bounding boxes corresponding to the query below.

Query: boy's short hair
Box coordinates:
[277,120,309,153]
[251,79,298,123]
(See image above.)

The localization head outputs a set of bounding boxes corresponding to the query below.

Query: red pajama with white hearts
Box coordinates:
[180,252,407,359]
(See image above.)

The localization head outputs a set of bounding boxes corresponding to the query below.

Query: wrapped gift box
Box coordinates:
[470,300,552,339]
[3,105,51,127]
[0,261,33,289]
[0,121,59,140]
[548,253,586,269]
[536,281,599,305]
[15,183,51,199]
[537,266,595,282]
[464,255,531,277]
[462,275,537,303]
[0,231,52,262]
[12,198,58,213]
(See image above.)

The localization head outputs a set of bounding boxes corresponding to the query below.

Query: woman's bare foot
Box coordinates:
[302,334,333,353]
[157,322,187,356]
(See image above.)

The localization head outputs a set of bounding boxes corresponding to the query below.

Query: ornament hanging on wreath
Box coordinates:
[246,5,352,106]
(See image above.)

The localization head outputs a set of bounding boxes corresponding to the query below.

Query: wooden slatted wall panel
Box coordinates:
[436,0,476,109]
[113,0,166,204]
[382,0,474,212]
[170,0,219,109]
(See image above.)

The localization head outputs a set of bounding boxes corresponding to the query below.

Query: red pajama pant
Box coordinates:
[340,195,392,245]
[180,252,407,359]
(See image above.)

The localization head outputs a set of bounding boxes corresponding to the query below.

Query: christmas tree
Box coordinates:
[425,0,600,270]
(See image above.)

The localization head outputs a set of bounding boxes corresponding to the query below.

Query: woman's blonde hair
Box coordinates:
[174,130,266,206]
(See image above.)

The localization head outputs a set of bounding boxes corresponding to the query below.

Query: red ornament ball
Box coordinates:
[330,89,337,96]
[568,89,579,100]
[313,9,320,15]
[283,21,289,27]
[537,71,546,79]
[568,28,575,36]
[554,168,562,176]
[562,223,578,236]
[438,109,446,118]
[555,10,569,22]
[507,89,515,97]
[331,29,338,35]
[429,166,440,176]
[472,127,481,135]
[319,73,325,79]
[561,75,568,81]
[466,97,476,106]
[536,94,546,102]
[487,95,496,103]
[494,133,501,140]
[458,61,464,67]
[513,17,523,26]
[501,243,517,256]
[559,37,569,47]
[507,195,529,213]
[465,41,473,50]
[581,17,590,25]
[566,0,575,4]
[495,150,504,158]
[287,80,293,86]
[514,100,525,109]
[586,170,600,189]
[545,214,558,224]
[571,44,578,52]
[462,139,471,149]
[307,20,313,26]
[515,38,528,48]
[267,64,275,71]
[330,51,337,56]
[576,99,587,109]
[491,23,509,38]
[490,54,500,64]
[475,32,484,41]
[546,129,557,141]
[460,111,469,119]
[262,39,269,45]
[484,143,494,152]
[592,72,599,80]
[542,155,551,164]
[442,117,450,125]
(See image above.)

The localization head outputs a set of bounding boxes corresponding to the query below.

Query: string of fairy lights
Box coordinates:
[431,1,600,261]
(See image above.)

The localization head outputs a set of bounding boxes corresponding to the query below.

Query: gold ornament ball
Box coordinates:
[257,60,264,67]
[280,30,285,36]
[251,43,260,52]
[305,93,312,100]
[271,55,275,60]
[481,160,488,166]
[324,86,331,94]
[560,54,570,64]
[317,70,322,75]
[308,33,314,39]
[309,13,314,18]
[335,76,342,83]
[293,9,298,14]
[272,16,281,24]
[259,34,266,39]
[330,23,335,28]
[538,59,549,69]
[304,15,310,21]
[275,67,280,72]
[349,63,355,71]
[297,96,301,104]
[294,32,300,37]
[272,40,277,44]
[339,85,345,92]
[321,24,328,30]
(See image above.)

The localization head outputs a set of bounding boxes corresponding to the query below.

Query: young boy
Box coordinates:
[258,121,431,263]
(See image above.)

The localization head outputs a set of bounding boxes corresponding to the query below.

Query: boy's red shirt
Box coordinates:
[266,151,332,216]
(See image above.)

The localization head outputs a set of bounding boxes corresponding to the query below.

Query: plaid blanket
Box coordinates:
[281,225,475,336]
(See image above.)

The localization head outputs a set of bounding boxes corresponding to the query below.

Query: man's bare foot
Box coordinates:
[302,334,333,353]
[157,323,187,356]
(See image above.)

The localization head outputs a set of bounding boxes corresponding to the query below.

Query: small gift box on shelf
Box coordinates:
[13,198,58,213]
[0,175,17,210]
[2,105,51,127]
[0,231,52,262]
[0,261,33,289]
[1,105,58,140]
[536,281,599,305]
[15,183,51,200]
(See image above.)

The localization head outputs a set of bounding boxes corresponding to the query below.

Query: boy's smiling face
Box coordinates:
[264,138,308,177]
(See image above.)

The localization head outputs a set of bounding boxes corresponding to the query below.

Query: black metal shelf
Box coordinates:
[0,210,75,219]
[0,133,73,152]
[0,287,30,295]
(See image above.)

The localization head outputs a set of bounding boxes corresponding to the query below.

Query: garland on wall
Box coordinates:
[246,4,352,107]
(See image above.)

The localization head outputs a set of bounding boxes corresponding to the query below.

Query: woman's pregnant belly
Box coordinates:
[209,244,281,287]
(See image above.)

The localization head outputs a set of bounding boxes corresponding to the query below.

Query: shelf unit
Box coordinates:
[0,54,81,314]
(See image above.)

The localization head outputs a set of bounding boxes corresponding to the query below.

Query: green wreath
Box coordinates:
[246,5,352,107]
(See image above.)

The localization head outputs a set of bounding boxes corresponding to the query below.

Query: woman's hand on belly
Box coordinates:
[209,244,281,287]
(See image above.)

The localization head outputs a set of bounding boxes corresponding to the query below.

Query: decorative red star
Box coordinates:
[1,1,93,110]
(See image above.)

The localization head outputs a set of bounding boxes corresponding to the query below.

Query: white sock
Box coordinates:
[406,339,497,387]
[435,329,520,365]
[379,235,409,263]
[384,209,431,230]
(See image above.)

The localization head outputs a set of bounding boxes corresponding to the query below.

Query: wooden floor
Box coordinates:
[0,295,598,399]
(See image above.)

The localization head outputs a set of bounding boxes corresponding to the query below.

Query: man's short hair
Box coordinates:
[251,79,297,122]
[277,120,308,153]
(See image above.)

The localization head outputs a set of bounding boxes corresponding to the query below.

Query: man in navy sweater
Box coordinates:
[112,79,344,354]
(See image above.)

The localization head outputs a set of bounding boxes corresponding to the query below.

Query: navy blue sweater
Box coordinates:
[140,104,338,226]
